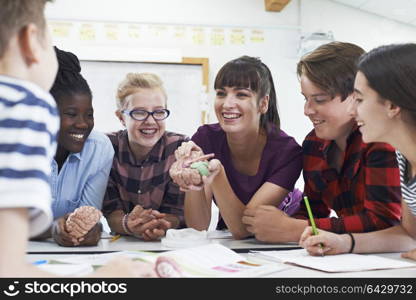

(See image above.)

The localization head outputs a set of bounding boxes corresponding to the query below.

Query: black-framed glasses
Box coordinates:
[122,109,170,121]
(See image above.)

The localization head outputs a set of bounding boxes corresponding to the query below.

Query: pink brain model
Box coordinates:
[170,149,208,186]
[65,206,102,238]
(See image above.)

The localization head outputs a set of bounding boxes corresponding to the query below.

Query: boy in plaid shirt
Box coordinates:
[243,42,401,243]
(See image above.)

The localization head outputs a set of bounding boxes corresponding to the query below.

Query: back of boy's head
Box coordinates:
[50,47,92,104]
[0,0,50,59]
[297,41,365,101]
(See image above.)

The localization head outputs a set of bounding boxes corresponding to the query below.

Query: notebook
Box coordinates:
[54,244,288,277]
[249,249,416,273]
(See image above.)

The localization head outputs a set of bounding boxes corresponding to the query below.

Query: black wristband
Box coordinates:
[347,232,355,253]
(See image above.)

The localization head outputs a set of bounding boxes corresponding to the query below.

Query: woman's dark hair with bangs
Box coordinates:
[214,56,280,130]
[357,43,416,126]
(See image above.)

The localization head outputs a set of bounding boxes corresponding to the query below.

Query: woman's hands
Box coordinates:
[169,141,218,191]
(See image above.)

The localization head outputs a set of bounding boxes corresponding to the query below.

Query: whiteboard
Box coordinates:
[80,60,204,137]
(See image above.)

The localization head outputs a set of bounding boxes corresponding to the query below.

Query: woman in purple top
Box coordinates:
[170,56,302,239]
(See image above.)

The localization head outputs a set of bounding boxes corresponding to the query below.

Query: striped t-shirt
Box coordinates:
[396,151,416,216]
[0,75,59,237]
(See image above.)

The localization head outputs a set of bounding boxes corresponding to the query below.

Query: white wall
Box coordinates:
[45,0,300,27]
[300,0,416,51]
[45,0,307,143]
[46,0,416,192]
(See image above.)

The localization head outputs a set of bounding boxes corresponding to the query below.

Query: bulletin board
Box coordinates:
[80,57,209,137]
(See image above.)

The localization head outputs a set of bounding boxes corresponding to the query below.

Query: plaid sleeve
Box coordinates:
[293,134,331,220]
[102,169,124,217]
[293,175,331,220]
[160,178,185,228]
[315,143,402,233]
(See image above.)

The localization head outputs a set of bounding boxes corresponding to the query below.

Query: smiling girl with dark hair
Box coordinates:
[170,56,302,239]
[45,47,114,247]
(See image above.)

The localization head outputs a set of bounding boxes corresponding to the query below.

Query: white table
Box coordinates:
[26,251,416,278]
[27,234,416,278]
[27,235,300,254]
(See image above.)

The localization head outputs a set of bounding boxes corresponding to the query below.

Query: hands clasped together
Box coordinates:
[124,205,172,241]
[169,141,219,191]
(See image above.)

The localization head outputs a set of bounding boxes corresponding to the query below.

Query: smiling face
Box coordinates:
[214,86,267,134]
[57,93,94,153]
[301,75,355,144]
[350,71,393,144]
[120,88,167,154]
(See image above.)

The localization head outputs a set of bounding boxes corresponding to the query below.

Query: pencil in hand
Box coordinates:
[303,196,325,256]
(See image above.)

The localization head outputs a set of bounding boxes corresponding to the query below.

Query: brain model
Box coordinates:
[190,161,209,176]
[66,206,102,238]
[171,149,210,186]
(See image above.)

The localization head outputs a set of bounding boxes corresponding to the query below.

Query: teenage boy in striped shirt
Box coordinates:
[0,0,164,277]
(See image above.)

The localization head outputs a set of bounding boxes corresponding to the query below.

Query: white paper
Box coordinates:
[159,244,244,268]
[153,244,287,277]
[37,263,94,276]
[207,230,233,239]
[250,249,416,273]
[161,228,210,248]
[54,251,151,266]
[52,244,288,277]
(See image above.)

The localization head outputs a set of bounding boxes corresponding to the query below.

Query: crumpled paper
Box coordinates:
[161,228,211,249]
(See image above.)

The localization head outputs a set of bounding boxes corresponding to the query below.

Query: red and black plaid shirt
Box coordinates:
[295,126,402,233]
[103,130,187,227]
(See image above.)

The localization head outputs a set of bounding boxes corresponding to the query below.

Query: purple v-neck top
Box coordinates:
[192,123,303,229]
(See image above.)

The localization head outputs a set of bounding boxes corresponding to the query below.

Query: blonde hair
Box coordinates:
[116,72,167,110]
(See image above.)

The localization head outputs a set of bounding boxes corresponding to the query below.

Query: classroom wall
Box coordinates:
[300,0,416,51]
[45,0,300,27]
[46,0,416,191]
[45,0,305,141]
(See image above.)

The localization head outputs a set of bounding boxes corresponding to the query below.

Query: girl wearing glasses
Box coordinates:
[170,56,303,239]
[34,47,114,247]
[103,73,186,241]
[300,44,416,260]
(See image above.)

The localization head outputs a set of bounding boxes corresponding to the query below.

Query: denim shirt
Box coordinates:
[50,131,114,219]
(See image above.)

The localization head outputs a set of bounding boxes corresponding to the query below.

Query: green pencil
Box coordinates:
[303,196,324,255]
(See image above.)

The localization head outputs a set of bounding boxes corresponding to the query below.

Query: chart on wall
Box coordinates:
[80,60,204,137]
